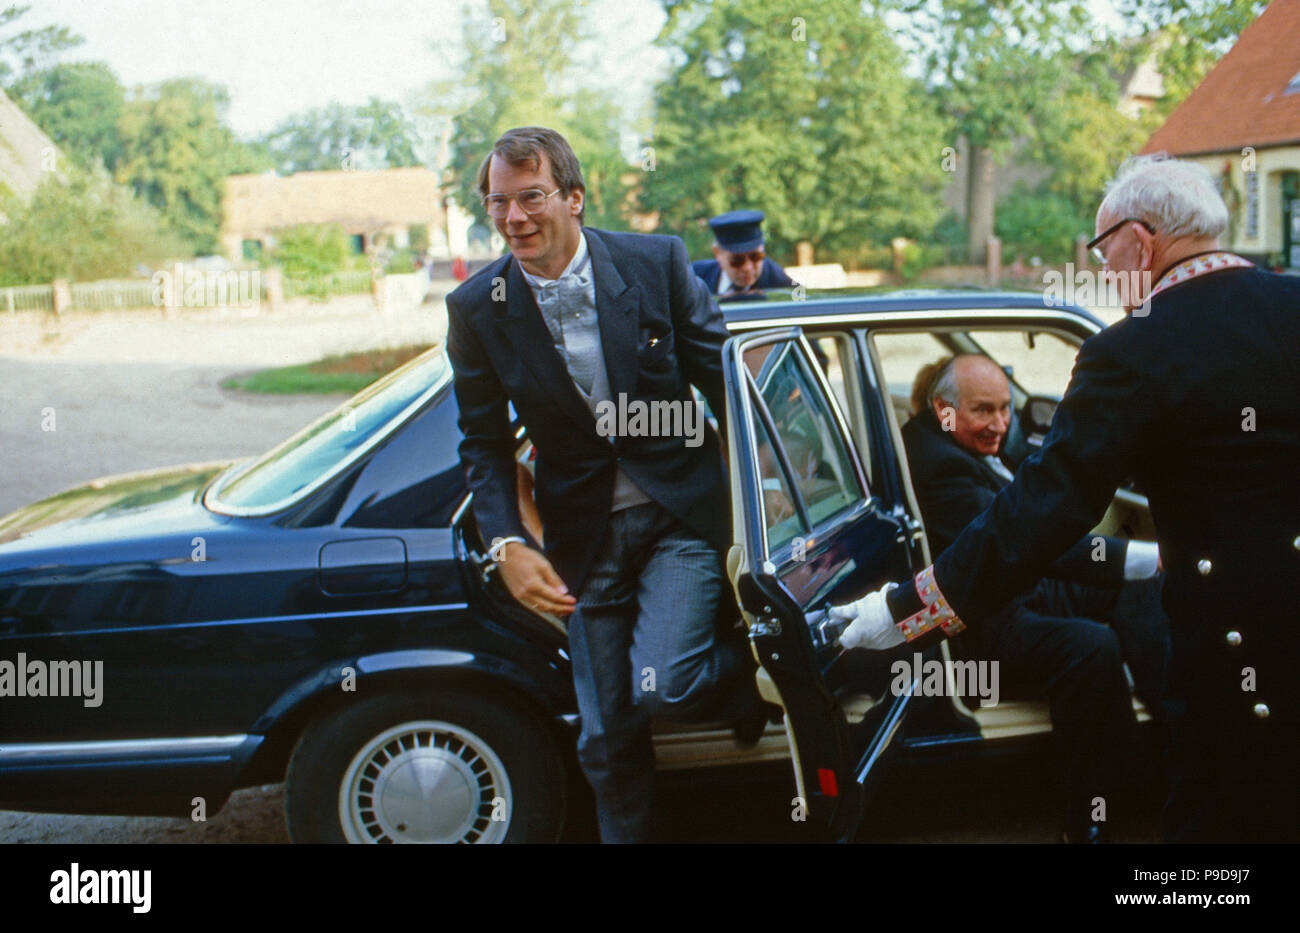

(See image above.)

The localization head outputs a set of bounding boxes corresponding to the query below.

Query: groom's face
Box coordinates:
[488,151,583,280]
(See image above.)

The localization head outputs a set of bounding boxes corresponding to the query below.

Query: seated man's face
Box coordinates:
[932,357,1012,458]
[714,244,765,290]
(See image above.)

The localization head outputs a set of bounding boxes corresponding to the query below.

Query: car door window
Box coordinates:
[743,339,864,556]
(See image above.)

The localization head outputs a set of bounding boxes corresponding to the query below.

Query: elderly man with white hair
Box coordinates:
[833,155,1300,842]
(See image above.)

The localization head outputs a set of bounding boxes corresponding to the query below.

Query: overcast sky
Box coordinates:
[27,0,670,137]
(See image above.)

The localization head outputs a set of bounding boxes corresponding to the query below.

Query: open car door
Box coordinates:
[722,328,925,840]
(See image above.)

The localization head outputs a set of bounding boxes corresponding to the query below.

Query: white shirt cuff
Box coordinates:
[1123,541,1160,580]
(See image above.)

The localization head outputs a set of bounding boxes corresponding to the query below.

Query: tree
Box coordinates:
[0,168,186,285]
[644,0,951,262]
[9,61,126,171]
[0,4,82,87]
[1115,0,1267,114]
[115,78,270,254]
[437,0,635,231]
[885,0,1095,262]
[260,97,424,174]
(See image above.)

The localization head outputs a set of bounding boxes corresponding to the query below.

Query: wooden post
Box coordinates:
[985,237,1002,287]
[795,241,814,267]
[265,268,283,312]
[52,279,71,315]
[891,237,911,276]
[1075,234,1090,271]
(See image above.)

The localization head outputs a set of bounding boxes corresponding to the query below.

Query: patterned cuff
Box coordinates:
[895,566,966,642]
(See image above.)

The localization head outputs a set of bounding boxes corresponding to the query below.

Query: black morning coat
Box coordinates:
[893,264,1300,730]
[445,228,732,594]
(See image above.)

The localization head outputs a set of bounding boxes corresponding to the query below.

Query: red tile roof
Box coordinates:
[1142,0,1300,155]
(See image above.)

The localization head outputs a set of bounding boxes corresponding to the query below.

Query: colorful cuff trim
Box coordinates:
[896,565,966,641]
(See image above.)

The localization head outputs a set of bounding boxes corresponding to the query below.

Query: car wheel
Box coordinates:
[285,690,566,843]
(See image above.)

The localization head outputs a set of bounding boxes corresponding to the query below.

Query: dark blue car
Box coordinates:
[0,291,1156,842]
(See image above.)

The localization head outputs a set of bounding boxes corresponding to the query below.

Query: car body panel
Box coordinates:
[0,290,1132,833]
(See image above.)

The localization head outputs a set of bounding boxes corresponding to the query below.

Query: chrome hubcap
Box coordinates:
[340,720,511,843]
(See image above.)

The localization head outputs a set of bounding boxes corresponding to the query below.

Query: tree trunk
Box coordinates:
[967,144,996,265]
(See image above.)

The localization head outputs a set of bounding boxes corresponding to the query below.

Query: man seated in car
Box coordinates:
[901,353,1171,842]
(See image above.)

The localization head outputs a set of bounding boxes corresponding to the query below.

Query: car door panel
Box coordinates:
[722,327,919,840]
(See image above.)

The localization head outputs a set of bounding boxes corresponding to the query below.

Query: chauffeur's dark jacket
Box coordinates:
[920,266,1300,738]
[446,228,731,594]
[691,257,796,294]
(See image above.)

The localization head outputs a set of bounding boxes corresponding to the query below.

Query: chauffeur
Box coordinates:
[832,156,1300,842]
[691,210,796,301]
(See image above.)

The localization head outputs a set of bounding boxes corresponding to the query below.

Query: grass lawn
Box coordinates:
[222,344,434,394]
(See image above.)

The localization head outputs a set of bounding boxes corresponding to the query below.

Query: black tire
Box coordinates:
[285,689,566,843]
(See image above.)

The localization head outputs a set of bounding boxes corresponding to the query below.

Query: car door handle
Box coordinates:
[804,606,847,649]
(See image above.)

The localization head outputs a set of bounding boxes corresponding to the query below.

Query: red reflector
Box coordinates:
[817,768,839,797]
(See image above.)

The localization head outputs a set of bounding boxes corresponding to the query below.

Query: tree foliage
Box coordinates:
[1115,0,1268,114]
[644,0,951,260]
[260,98,424,174]
[0,3,82,87]
[9,61,126,171]
[0,168,187,285]
[438,0,635,231]
[114,78,270,254]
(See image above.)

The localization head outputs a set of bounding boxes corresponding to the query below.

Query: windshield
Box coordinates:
[208,348,452,512]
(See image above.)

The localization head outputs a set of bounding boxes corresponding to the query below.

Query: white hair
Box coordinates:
[1098,154,1229,240]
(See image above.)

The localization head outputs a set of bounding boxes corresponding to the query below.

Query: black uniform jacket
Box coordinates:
[905,265,1300,724]
[691,257,796,295]
[446,228,731,593]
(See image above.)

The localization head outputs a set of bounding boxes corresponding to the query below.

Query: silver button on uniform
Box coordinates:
[1226,630,1242,647]
[1293,535,1300,551]
[1197,559,1213,576]
[1253,703,1270,719]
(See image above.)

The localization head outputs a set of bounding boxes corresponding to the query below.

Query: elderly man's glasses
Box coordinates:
[726,250,765,268]
[482,187,561,219]
[1088,218,1155,265]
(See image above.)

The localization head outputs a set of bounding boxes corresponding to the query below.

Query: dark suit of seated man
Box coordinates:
[901,353,1170,842]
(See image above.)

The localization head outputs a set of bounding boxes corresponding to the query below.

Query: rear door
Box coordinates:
[721,327,921,840]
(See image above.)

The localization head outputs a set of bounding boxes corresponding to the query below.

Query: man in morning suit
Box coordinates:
[903,353,1169,841]
[445,127,767,844]
[692,210,797,301]
[832,156,1300,842]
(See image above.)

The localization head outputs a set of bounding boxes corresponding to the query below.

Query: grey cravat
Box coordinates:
[537,252,597,395]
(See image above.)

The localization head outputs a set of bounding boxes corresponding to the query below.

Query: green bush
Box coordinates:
[0,169,187,286]
[994,187,1088,263]
[272,224,352,280]
[383,247,420,275]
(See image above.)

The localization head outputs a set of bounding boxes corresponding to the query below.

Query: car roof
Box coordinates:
[718,287,1105,330]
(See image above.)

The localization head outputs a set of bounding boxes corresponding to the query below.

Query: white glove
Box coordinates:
[829,583,905,650]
